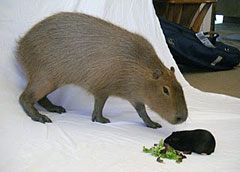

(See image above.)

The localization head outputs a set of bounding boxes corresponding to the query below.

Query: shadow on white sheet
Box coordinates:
[0,0,240,172]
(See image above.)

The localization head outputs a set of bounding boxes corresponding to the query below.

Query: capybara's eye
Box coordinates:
[163,86,169,96]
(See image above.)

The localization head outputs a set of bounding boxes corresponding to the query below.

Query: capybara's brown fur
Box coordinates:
[17,12,188,128]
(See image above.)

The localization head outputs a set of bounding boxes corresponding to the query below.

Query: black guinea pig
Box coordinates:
[164,129,216,155]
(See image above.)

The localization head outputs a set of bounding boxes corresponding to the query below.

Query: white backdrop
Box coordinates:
[0,0,240,172]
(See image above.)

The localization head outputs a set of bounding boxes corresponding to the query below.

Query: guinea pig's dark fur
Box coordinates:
[164,129,216,155]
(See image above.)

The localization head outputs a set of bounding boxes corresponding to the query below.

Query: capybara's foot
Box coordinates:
[38,96,66,114]
[146,121,162,129]
[47,105,66,114]
[92,96,109,123]
[132,102,162,129]
[92,114,110,123]
[19,92,52,124]
[31,113,52,123]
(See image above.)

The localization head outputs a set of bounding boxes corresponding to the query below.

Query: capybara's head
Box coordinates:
[144,66,188,124]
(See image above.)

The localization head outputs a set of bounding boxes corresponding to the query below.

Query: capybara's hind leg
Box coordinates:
[92,95,110,123]
[19,82,54,123]
[19,92,52,123]
[38,96,66,114]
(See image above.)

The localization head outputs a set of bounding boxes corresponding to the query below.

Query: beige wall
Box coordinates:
[216,0,240,17]
[200,5,212,32]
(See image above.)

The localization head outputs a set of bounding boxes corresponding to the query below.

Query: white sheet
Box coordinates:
[0,0,240,172]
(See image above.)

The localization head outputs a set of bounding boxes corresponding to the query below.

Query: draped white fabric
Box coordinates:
[0,0,240,171]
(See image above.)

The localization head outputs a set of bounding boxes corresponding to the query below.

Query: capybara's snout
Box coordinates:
[174,112,188,124]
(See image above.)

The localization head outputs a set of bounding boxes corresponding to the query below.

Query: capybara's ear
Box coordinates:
[152,69,162,79]
[170,66,175,73]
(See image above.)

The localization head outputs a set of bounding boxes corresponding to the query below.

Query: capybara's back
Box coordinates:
[17,12,188,126]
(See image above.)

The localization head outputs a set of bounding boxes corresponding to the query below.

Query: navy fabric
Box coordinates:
[159,17,240,70]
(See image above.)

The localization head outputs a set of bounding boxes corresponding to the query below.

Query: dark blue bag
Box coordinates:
[159,17,240,70]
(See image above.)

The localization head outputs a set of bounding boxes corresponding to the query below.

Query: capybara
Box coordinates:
[16,12,188,128]
[164,129,216,154]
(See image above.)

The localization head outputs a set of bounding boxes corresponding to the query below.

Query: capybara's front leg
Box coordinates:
[92,95,110,123]
[132,102,162,129]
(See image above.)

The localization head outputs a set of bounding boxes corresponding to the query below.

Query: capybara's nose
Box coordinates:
[175,113,188,124]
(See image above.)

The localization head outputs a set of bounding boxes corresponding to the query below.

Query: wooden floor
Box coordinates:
[182,22,240,98]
